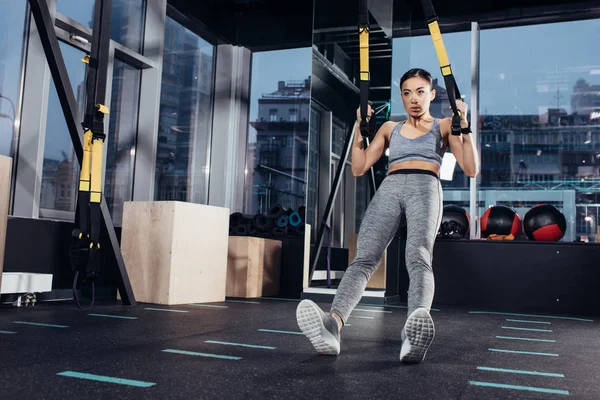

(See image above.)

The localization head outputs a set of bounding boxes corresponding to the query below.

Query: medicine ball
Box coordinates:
[480,205,521,238]
[437,205,470,239]
[523,204,567,241]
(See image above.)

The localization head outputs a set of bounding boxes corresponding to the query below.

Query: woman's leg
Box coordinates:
[330,175,405,324]
[399,173,443,363]
[403,174,443,316]
[296,175,404,355]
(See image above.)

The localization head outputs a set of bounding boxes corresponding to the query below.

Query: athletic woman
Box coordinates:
[296,68,479,363]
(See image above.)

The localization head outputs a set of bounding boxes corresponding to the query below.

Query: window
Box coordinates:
[0,0,28,159]
[57,0,146,53]
[155,15,215,205]
[40,43,87,212]
[104,59,141,224]
[479,19,600,242]
[290,108,298,122]
[244,48,312,216]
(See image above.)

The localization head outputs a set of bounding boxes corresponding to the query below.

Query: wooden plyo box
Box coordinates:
[120,201,230,305]
[348,232,387,289]
[227,236,282,298]
[0,156,11,292]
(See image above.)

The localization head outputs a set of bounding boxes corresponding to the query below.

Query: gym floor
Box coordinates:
[0,298,597,399]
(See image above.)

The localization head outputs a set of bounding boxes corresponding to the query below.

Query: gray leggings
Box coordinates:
[331,169,443,324]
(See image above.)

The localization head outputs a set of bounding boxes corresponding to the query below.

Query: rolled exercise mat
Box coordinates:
[289,210,302,227]
[230,212,253,227]
[272,227,285,236]
[297,205,306,223]
[234,224,248,235]
[285,226,296,235]
[268,204,287,219]
[253,213,273,231]
[295,225,305,235]
[275,214,289,228]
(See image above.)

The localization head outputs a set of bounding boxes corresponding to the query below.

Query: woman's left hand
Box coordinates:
[456,99,468,121]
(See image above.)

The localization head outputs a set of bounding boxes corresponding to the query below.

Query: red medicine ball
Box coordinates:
[523,204,567,241]
[480,205,521,238]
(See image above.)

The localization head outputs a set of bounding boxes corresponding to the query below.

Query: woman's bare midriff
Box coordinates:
[387,160,440,176]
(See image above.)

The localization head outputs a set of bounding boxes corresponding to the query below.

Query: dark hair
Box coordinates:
[400,68,433,89]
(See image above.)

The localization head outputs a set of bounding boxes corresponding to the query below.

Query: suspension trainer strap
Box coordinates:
[358,0,376,139]
[420,0,462,135]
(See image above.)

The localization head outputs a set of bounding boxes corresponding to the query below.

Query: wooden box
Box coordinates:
[0,156,12,292]
[120,201,230,305]
[348,232,387,289]
[227,236,282,298]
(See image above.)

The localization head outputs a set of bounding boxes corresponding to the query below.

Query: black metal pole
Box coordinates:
[28,0,136,306]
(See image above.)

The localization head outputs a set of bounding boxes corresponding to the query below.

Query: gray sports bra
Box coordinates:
[387,118,445,167]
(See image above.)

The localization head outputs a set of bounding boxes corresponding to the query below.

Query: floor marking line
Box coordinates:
[360,303,441,311]
[469,311,593,322]
[501,326,553,332]
[350,315,375,319]
[189,304,229,309]
[469,381,569,396]
[258,329,303,335]
[0,330,17,334]
[496,335,556,343]
[225,300,261,304]
[477,366,565,378]
[488,348,559,357]
[205,340,276,350]
[506,319,551,325]
[12,321,68,328]
[353,308,393,314]
[162,349,241,360]
[144,307,188,313]
[88,314,138,320]
[57,371,156,387]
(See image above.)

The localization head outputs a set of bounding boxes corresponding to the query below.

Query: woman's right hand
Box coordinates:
[356,104,374,121]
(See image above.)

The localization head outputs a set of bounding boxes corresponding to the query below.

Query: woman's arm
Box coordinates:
[351,120,395,177]
[446,101,479,178]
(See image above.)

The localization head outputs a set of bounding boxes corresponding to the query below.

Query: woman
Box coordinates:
[295,68,479,363]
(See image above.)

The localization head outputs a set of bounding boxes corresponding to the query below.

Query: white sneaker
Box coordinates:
[399,307,435,363]
[296,299,341,356]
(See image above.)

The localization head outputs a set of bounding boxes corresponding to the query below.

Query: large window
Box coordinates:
[155,15,215,204]
[104,59,141,223]
[479,19,600,242]
[0,0,28,159]
[57,0,146,53]
[244,48,312,216]
[40,43,88,213]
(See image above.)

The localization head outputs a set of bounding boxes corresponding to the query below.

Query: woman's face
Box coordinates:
[401,76,436,118]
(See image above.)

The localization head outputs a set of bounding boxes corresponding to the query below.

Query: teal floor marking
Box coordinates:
[88,314,138,320]
[360,303,441,311]
[0,330,17,334]
[469,381,569,396]
[57,371,156,388]
[477,366,564,378]
[162,349,241,360]
[506,319,551,325]
[13,321,68,328]
[190,304,228,309]
[489,348,559,357]
[469,310,593,323]
[496,335,556,343]
[144,307,188,313]
[353,308,392,314]
[258,329,303,335]
[502,326,553,333]
[350,315,374,319]
[205,340,276,350]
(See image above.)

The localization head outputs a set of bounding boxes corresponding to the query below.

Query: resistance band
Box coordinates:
[420,0,464,135]
[70,0,111,310]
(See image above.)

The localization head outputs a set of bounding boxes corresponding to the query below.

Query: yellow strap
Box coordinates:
[90,138,104,203]
[427,21,450,68]
[78,129,93,192]
[96,104,109,114]
[359,29,369,78]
